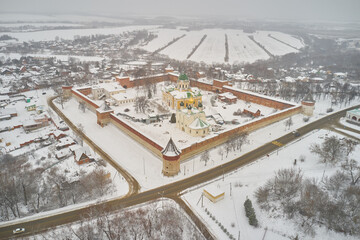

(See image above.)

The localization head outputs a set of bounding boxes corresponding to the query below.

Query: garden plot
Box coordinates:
[189,29,226,64]
[252,31,299,56]
[265,31,305,49]
[227,30,270,64]
[139,28,186,52]
[183,129,360,240]
[159,30,206,60]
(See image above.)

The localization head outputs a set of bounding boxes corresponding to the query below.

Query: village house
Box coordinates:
[218,92,237,104]
[56,136,75,150]
[74,146,93,164]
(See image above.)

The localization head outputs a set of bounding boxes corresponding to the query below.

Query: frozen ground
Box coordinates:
[0,52,104,62]
[139,28,304,64]
[227,30,270,64]
[189,29,226,64]
[1,25,155,42]
[139,28,185,52]
[159,30,205,60]
[266,31,305,49]
[0,13,132,24]
[183,129,360,240]
[253,31,299,56]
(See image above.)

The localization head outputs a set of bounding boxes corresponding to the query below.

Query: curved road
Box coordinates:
[0,102,359,239]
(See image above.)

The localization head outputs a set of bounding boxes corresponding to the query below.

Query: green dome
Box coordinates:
[187,105,192,110]
[179,74,189,81]
[180,101,184,106]
[198,102,203,108]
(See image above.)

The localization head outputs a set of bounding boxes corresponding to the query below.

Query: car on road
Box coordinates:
[13,228,25,234]
[292,131,300,137]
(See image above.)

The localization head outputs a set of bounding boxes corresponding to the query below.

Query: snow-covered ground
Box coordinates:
[266,31,305,49]
[0,13,132,24]
[159,30,205,60]
[139,28,185,52]
[1,25,155,42]
[227,30,270,64]
[138,28,304,64]
[0,90,129,223]
[0,52,104,62]
[58,86,359,191]
[183,129,360,240]
[189,29,226,64]
[27,198,204,240]
[112,85,277,149]
[253,31,299,56]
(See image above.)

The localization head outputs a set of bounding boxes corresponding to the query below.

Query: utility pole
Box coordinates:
[230,183,232,197]
[143,158,145,175]
[201,193,204,208]
[184,165,186,176]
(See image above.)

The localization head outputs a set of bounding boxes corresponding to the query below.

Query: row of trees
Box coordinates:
[255,136,359,236]
[39,201,204,240]
[0,154,114,221]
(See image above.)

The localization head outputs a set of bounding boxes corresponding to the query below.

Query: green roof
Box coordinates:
[179,74,189,81]
[187,92,192,98]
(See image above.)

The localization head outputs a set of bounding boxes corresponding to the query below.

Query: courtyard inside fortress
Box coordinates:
[89,81,278,148]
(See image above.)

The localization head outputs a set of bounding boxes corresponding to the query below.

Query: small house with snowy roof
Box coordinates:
[74,146,93,164]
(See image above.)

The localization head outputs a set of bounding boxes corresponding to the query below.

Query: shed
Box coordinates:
[203,186,225,203]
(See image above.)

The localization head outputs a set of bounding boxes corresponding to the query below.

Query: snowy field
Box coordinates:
[183,129,360,240]
[252,31,299,56]
[227,30,270,64]
[140,28,304,64]
[189,29,226,64]
[159,30,205,60]
[0,52,104,62]
[139,28,185,52]
[0,25,155,42]
[0,23,83,28]
[0,13,132,24]
[266,31,305,49]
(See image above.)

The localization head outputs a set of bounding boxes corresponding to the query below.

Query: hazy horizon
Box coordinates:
[1,0,360,23]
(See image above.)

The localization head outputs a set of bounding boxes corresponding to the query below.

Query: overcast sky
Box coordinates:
[1,0,360,22]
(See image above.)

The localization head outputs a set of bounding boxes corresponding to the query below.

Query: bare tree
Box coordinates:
[310,136,345,165]
[217,147,224,160]
[341,159,360,185]
[78,101,86,113]
[134,96,150,114]
[284,117,293,130]
[200,150,210,166]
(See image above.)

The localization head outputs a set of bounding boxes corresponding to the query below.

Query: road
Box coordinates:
[0,102,359,239]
